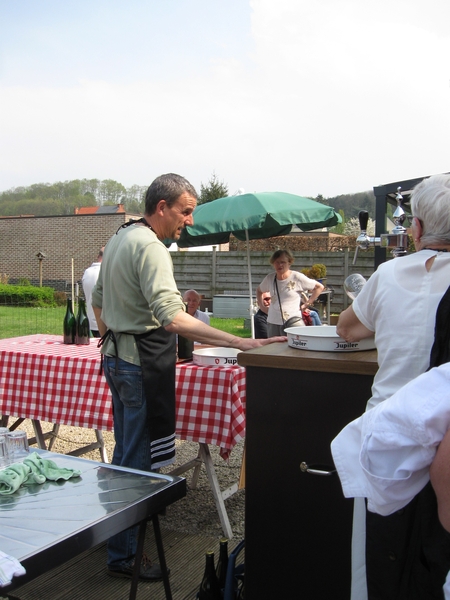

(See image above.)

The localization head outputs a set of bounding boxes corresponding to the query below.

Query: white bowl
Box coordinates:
[192,347,242,366]
[285,325,375,352]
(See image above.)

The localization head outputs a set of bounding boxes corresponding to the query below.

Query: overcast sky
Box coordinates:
[1,0,449,199]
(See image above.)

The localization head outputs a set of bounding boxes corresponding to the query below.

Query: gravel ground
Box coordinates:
[13,420,246,541]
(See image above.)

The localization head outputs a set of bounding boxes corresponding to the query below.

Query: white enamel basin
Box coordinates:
[192,347,242,366]
[285,326,375,352]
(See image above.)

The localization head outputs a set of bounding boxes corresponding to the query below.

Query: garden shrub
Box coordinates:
[53,291,67,306]
[301,263,327,279]
[0,284,56,307]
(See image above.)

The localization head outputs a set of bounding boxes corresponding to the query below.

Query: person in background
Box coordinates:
[256,249,324,336]
[332,360,450,599]
[81,247,104,337]
[336,173,450,600]
[308,309,322,326]
[183,289,210,325]
[92,173,285,583]
[254,291,271,338]
[300,291,322,326]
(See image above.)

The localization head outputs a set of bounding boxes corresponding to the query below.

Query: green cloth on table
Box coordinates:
[0,452,81,495]
[0,463,30,495]
[23,452,82,483]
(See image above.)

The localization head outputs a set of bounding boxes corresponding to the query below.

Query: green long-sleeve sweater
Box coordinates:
[92,223,185,365]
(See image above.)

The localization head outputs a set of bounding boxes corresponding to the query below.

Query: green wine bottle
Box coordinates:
[198,551,221,600]
[63,297,76,344]
[216,538,229,594]
[75,298,90,345]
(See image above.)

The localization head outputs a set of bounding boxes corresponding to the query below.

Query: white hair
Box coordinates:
[410,174,450,246]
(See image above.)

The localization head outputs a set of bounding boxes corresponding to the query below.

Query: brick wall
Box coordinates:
[0,213,132,290]
[0,214,377,313]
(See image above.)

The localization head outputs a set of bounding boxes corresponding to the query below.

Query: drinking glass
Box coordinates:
[344,274,367,300]
[0,436,10,469]
[6,430,30,462]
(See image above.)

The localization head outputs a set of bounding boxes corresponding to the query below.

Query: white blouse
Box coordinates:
[331,362,450,516]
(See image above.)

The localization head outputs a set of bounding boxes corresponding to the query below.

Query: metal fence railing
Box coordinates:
[0,301,66,340]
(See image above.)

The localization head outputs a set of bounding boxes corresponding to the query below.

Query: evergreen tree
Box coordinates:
[199,172,228,205]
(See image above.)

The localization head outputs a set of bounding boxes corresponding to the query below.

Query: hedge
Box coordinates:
[0,284,56,307]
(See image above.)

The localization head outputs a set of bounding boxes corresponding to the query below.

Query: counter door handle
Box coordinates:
[300,461,336,476]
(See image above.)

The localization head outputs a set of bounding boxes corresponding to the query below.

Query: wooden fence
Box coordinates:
[172,248,378,315]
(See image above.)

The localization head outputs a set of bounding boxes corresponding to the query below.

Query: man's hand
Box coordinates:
[237,336,287,351]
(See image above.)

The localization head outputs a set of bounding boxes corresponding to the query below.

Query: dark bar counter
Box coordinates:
[238,343,378,600]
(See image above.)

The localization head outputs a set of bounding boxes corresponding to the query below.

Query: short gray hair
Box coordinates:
[410,173,450,246]
[183,289,201,301]
[144,173,198,215]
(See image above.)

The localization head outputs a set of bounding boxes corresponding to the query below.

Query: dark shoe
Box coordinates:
[107,554,168,582]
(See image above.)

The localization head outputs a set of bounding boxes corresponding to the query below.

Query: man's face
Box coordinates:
[183,292,201,315]
[162,192,196,241]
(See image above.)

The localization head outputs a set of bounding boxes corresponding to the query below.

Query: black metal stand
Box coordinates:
[129,514,172,600]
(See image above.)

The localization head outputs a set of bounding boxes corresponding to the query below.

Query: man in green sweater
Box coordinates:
[92,173,285,582]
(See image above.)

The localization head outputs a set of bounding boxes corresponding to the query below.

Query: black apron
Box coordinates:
[133,327,176,469]
[100,326,177,470]
[366,285,450,600]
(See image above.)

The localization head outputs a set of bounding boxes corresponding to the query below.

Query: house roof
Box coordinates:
[75,204,126,215]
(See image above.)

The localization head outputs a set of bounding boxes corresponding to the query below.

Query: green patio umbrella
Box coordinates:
[176,191,342,337]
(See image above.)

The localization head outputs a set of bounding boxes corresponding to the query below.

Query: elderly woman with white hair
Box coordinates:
[336,173,450,600]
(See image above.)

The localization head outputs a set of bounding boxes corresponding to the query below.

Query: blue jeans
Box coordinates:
[103,356,153,569]
[309,310,322,326]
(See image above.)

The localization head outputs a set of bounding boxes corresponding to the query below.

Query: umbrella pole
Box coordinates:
[245,230,255,339]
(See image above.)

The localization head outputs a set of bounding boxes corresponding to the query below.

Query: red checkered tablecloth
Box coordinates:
[176,362,246,459]
[0,334,246,460]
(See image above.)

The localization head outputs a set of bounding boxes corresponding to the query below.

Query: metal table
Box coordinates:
[0,450,186,599]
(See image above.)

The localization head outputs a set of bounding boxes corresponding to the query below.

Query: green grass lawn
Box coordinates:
[0,306,251,340]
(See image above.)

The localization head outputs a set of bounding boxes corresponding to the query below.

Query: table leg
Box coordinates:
[168,443,239,538]
[190,448,203,489]
[31,420,48,449]
[3,417,109,461]
[129,519,147,600]
[169,455,203,486]
[95,430,109,463]
[47,424,60,450]
[129,515,173,600]
[198,444,234,539]
[238,442,246,490]
[152,515,173,600]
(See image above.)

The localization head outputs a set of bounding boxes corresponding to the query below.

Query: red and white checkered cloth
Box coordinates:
[176,363,246,460]
[0,334,246,460]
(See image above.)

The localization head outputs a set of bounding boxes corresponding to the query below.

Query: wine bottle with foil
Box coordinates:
[75,298,90,345]
[216,538,229,594]
[198,551,221,600]
[63,297,76,344]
